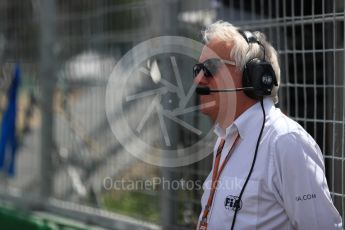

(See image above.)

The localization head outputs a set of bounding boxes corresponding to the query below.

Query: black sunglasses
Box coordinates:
[193,58,236,79]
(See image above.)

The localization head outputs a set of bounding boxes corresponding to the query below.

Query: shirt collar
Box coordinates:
[214,98,275,139]
[214,122,237,139]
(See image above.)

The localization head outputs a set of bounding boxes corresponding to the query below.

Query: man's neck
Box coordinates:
[218,99,258,130]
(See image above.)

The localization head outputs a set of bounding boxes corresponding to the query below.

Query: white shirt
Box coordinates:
[198,98,342,230]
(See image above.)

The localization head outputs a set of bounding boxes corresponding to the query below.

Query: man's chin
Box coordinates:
[200,108,209,116]
[199,106,218,119]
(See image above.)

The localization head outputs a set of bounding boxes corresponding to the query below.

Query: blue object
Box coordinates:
[0,64,20,176]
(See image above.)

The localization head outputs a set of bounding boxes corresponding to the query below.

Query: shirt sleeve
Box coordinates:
[272,132,343,230]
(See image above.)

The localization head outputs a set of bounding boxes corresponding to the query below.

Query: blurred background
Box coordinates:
[0,0,344,229]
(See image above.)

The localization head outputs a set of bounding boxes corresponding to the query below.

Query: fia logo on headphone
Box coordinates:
[224,195,242,211]
[262,75,273,85]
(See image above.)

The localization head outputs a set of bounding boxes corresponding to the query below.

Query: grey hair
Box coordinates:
[201,20,281,104]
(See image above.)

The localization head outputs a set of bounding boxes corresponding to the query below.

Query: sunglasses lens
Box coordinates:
[203,67,212,77]
[204,59,219,76]
[193,59,221,79]
[193,64,202,78]
[193,64,213,78]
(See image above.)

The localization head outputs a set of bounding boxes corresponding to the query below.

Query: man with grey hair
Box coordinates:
[193,20,342,229]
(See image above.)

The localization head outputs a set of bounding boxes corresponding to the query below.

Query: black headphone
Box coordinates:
[238,30,278,100]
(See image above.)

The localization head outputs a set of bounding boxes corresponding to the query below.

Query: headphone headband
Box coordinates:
[237,29,278,100]
[238,30,258,44]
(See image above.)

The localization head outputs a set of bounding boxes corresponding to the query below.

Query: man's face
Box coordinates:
[193,39,240,121]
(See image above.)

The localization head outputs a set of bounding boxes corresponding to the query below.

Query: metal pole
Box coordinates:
[153,0,179,229]
[39,0,56,199]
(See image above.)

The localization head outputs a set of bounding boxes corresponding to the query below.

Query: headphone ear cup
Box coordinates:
[242,58,277,100]
[242,58,262,100]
